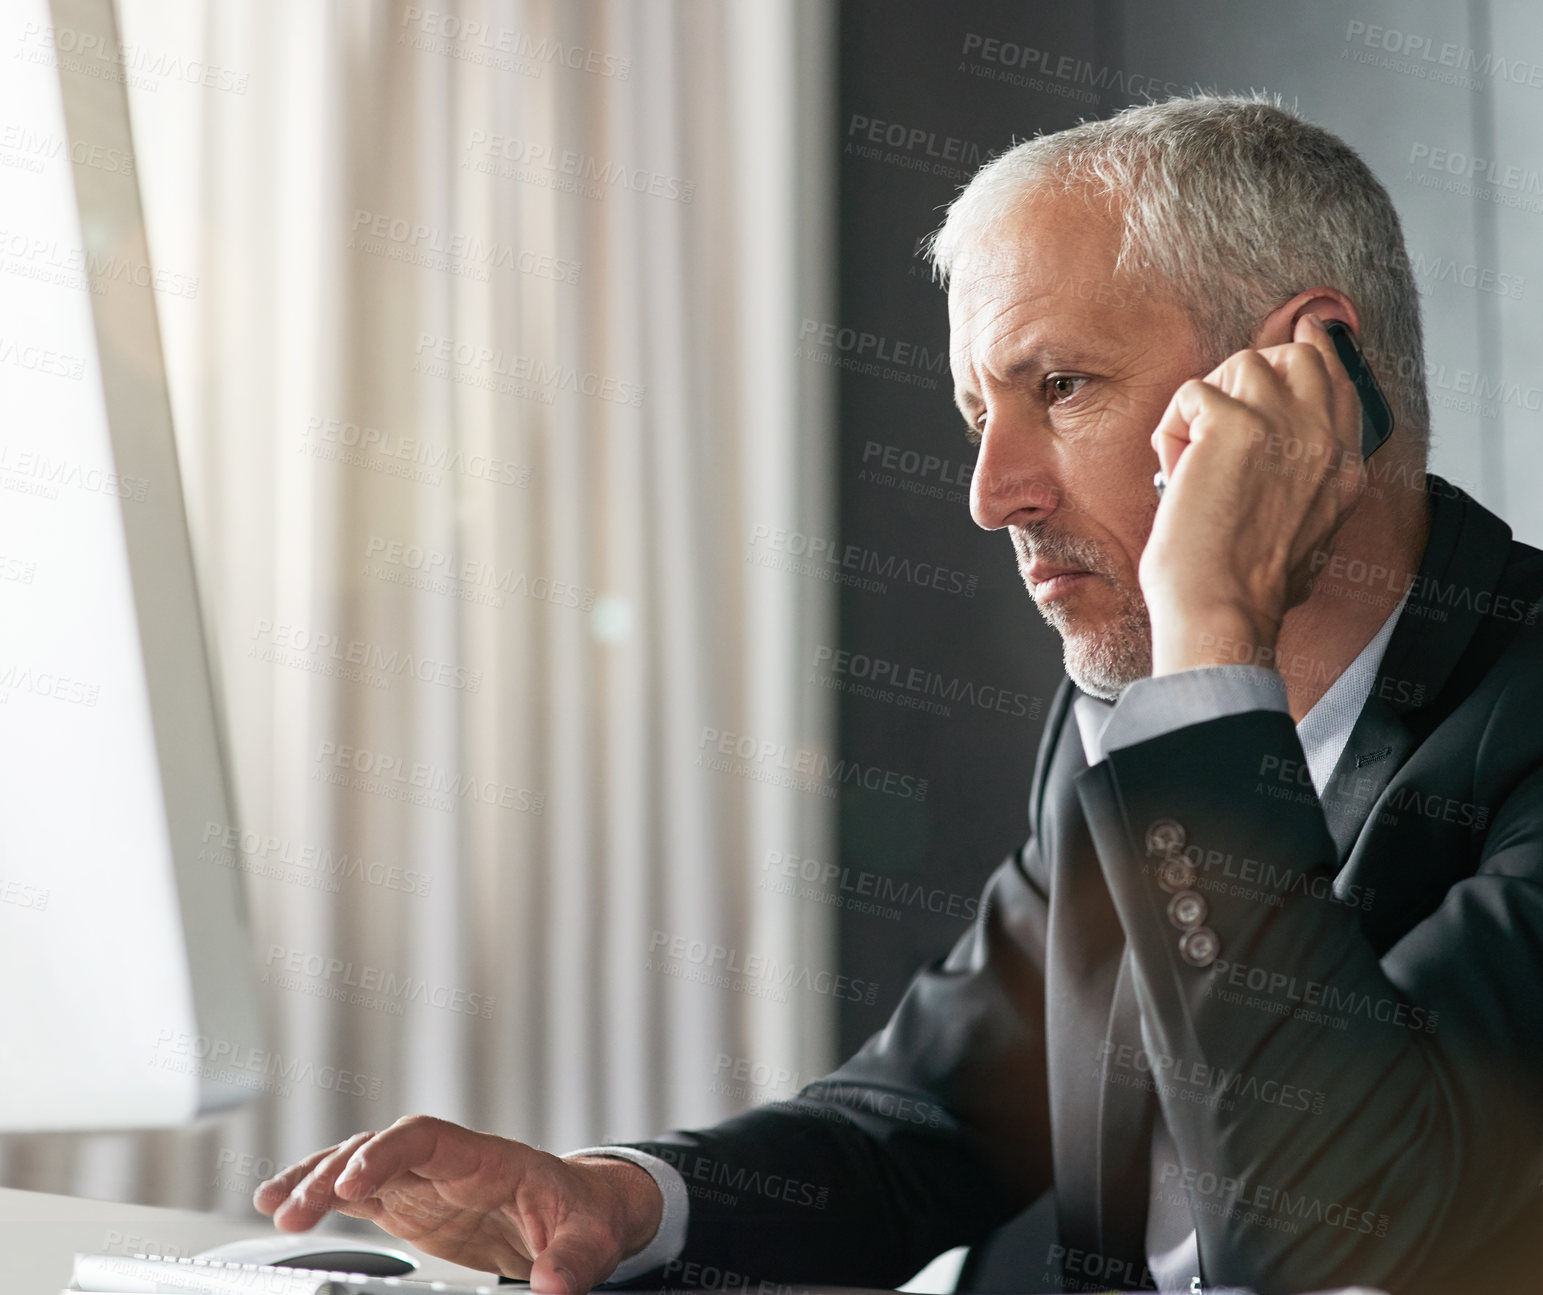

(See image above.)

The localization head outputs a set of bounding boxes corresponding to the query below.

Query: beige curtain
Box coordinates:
[1,0,838,1211]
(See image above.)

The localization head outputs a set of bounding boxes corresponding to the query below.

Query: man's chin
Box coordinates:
[1058,626,1153,702]
[1022,566,1153,699]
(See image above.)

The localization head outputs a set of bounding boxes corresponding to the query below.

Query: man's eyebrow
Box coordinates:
[952,353,1052,416]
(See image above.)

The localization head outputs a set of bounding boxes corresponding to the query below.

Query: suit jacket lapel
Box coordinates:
[1043,698,1127,1261]
[1044,693,1159,1277]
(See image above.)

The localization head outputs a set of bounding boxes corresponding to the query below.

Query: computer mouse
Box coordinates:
[196,1234,419,1276]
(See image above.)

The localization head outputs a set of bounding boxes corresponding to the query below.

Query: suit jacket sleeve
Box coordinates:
[610,694,1079,1288]
[1078,708,1543,1295]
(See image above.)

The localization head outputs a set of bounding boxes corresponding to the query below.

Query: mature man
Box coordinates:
[255,96,1543,1295]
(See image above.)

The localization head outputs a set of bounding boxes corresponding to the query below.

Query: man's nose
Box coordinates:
[970,422,1061,531]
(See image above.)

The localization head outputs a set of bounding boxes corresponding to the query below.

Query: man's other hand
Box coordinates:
[253,1116,664,1294]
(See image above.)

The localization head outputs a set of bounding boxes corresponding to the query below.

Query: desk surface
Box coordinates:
[0,1186,904,1295]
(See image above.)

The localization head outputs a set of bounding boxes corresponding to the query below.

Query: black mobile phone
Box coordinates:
[1153,319,1396,497]
[1323,319,1395,460]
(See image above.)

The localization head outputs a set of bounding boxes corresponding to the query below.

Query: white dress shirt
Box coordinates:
[578,596,1406,1289]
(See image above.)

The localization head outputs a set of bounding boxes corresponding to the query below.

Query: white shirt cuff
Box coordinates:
[562,1147,689,1284]
[1099,665,1288,756]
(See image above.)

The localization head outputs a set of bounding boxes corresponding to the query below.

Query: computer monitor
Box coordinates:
[0,0,263,1129]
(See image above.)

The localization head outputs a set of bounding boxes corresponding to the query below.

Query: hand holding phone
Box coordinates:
[1153,318,1394,497]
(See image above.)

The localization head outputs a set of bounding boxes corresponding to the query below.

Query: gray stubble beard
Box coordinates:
[1011,526,1153,701]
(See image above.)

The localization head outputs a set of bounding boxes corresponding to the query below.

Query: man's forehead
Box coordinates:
[951,188,1121,270]
[946,255,1120,353]
[950,236,1124,340]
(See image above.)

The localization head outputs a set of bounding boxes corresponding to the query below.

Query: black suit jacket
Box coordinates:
[625,476,1543,1295]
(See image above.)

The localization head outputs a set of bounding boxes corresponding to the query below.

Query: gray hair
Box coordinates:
[925,94,1430,446]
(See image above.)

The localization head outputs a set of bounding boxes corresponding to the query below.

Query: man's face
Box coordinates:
[948,191,1211,700]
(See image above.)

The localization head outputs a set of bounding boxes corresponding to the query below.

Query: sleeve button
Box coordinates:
[1178,926,1220,967]
[1145,819,1186,856]
[1168,890,1209,930]
[1157,857,1198,893]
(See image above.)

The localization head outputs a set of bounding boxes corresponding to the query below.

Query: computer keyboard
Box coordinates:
[70,1251,529,1295]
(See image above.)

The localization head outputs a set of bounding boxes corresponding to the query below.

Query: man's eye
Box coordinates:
[1046,374,1088,403]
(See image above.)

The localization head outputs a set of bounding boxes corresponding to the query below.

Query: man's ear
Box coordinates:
[1252,289,1362,349]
